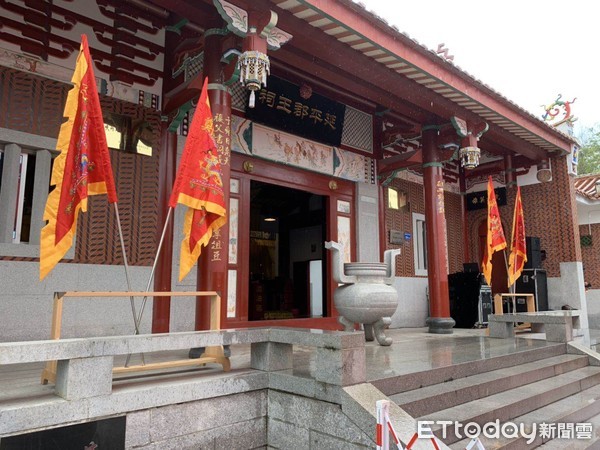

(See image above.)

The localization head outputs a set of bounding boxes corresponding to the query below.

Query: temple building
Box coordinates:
[0,0,585,341]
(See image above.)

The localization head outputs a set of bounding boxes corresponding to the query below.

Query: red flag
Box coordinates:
[481,176,507,285]
[170,78,226,281]
[508,186,527,287]
[40,35,117,280]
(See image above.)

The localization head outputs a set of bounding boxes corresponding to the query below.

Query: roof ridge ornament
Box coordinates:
[542,94,577,128]
[436,43,454,62]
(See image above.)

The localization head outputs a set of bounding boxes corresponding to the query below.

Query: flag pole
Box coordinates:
[113,203,140,335]
[116,204,146,368]
[125,207,173,367]
[135,206,174,330]
[502,248,514,294]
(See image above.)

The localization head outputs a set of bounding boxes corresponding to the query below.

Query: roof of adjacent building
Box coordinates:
[575,174,600,200]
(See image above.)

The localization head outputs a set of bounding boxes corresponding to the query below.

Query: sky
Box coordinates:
[360,1,599,133]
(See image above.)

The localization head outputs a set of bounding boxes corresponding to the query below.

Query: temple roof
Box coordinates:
[271,0,575,157]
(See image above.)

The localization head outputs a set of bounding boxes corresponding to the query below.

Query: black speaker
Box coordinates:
[525,236,542,269]
[449,272,485,328]
[516,269,548,311]
[478,285,493,324]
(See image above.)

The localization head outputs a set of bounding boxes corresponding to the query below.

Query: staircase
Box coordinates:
[373,343,600,449]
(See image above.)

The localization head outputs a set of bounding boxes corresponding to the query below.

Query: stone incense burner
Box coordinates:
[325,241,400,346]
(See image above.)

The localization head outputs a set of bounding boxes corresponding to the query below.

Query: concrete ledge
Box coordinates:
[251,341,293,371]
[489,311,581,343]
[0,327,367,407]
[0,329,269,364]
[268,327,365,349]
[567,342,600,366]
[56,356,113,400]
[0,371,269,437]
[0,327,362,365]
[489,311,581,324]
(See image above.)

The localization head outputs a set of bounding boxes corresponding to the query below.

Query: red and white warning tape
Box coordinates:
[376,400,401,449]
[376,400,482,450]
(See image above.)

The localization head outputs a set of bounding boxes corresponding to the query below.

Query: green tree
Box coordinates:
[577,124,600,175]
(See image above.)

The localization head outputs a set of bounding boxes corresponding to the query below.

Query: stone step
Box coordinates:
[450,381,600,449]
[373,342,566,396]
[534,414,600,449]
[392,354,588,417]
[422,366,600,445]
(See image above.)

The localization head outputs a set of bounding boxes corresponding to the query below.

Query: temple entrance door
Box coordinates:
[478,220,508,295]
[228,154,354,328]
[248,180,327,320]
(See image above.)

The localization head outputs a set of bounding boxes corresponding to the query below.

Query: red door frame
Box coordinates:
[225,153,355,330]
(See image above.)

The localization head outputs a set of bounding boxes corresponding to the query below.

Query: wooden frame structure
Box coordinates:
[493,293,536,316]
[41,291,229,385]
[493,293,536,331]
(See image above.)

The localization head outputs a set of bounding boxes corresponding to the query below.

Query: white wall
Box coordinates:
[390,276,429,328]
[586,289,600,329]
[356,182,380,262]
[548,261,589,331]
[0,260,200,342]
[576,200,600,226]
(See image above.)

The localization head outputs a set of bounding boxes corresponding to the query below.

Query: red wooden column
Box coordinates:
[195,29,232,331]
[373,113,386,261]
[459,167,470,263]
[152,124,177,332]
[422,126,455,334]
[504,154,516,189]
[151,19,187,333]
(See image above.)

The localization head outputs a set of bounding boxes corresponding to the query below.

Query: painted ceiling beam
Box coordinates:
[378,150,423,175]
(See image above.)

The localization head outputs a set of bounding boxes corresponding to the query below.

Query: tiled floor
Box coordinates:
[212,326,559,382]
[362,327,555,381]
[0,327,570,404]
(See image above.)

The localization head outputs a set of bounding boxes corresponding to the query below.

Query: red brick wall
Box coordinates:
[384,178,464,277]
[0,67,161,266]
[467,197,510,270]
[445,188,464,275]
[519,156,581,276]
[384,179,420,277]
[0,67,67,137]
[467,156,581,278]
[580,223,600,288]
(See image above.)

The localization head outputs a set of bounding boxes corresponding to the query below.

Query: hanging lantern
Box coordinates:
[459,146,481,169]
[237,50,270,108]
[458,133,481,169]
[451,117,487,170]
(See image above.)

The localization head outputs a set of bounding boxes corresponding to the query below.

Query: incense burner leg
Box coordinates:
[373,317,392,346]
[364,323,375,341]
[338,315,354,332]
